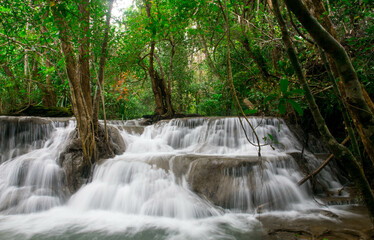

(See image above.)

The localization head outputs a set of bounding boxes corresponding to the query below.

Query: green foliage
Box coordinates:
[264,77,304,116]
[0,0,372,124]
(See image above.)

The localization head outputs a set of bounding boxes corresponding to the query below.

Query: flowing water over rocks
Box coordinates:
[0,116,371,239]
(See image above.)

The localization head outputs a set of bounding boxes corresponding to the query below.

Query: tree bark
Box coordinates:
[149,41,165,115]
[78,0,92,117]
[272,0,374,219]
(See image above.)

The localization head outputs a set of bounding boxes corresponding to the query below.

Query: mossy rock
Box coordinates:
[9,105,73,117]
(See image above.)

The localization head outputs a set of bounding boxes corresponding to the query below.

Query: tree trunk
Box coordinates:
[51,1,96,166]
[93,0,114,132]
[303,0,374,170]
[144,0,174,116]
[284,0,374,167]
[272,0,374,219]
[318,48,362,163]
[78,0,92,117]
[149,41,165,115]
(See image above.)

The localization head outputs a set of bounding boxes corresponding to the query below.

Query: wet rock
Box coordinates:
[186,156,280,210]
[98,125,126,156]
[120,126,145,135]
[142,113,203,125]
[0,116,59,163]
[286,121,330,154]
[260,206,373,240]
[59,124,127,193]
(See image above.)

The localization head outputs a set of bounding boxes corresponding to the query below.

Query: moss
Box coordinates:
[8,105,73,117]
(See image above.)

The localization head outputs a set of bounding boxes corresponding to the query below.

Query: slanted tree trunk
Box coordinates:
[51,0,96,166]
[303,0,373,170]
[241,37,271,81]
[272,0,374,219]
[318,48,362,163]
[284,0,374,169]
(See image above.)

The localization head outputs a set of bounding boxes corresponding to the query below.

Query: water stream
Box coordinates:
[0,116,351,239]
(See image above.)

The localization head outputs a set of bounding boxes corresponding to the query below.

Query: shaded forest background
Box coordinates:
[0,0,372,123]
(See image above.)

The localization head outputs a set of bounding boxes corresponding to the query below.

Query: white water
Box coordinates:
[0,117,345,239]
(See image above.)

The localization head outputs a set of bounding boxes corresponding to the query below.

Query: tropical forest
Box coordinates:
[0,0,373,239]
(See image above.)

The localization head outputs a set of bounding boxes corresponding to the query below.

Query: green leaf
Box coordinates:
[264,94,277,103]
[288,88,304,96]
[278,98,286,114]
[287,99,303,116]
[280,78,289,94]
[244,109,258,115]
[267,133,274,141]
[0,6,11,13]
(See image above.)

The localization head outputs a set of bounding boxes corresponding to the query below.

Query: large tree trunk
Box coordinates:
[51,1,96,166]
[284,0,374,166]
[149,41,165,115]
[144,0,174,116]
[272,0,374,219]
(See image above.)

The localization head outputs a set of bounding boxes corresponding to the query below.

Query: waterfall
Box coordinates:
[0,117,74,214]
[0,116,348,239]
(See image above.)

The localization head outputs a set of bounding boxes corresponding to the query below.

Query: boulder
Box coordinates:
[59,124,127,193]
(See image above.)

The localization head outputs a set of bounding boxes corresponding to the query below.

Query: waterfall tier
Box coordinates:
[0,116,356,240]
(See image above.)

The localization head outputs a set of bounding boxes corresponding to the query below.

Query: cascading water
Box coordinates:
[0,116,351,239]
[0,117,73,214]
